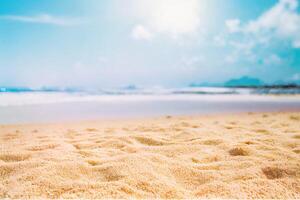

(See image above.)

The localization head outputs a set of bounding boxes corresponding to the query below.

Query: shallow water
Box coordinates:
[0,93,300,124]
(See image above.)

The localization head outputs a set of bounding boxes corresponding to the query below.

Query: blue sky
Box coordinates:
[0,0,300,88]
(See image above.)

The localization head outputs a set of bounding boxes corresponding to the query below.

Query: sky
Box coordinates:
[0,0,300,88]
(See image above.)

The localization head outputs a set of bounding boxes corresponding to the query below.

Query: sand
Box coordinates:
[0,112,300,199]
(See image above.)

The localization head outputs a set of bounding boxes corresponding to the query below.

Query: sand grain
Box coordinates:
[0,112,300,198]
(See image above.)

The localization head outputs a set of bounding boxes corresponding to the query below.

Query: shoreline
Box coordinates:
[0,109,298,127]
[1,110,300,126]
[1,94,300,125]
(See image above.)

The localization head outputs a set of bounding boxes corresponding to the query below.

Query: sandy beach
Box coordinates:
[0,112,300,199]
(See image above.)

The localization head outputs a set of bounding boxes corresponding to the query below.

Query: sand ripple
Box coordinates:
[0,112,300,198]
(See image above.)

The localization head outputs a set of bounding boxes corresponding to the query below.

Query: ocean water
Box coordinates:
[0,88,300,124]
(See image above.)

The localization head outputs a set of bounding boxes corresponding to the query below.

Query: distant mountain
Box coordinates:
[224,76,263,87]
[188,76,264,88]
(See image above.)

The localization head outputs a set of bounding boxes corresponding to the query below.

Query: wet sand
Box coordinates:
[0,112,300,198]
[1,94,300,124]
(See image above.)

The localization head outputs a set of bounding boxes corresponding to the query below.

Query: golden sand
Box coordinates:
[0,112,300,199]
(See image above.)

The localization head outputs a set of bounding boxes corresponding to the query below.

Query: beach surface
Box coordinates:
[0,112,300,198]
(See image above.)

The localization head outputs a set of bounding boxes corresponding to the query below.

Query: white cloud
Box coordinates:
[131,25,153,40]
[130,0,202,40]
[246,0,300,36]
[223,40,258,64]
[213,35,227,46]
[226,0,300,48]
[0,14,81,26]
[225,19,241,33]
[220,0,300,66]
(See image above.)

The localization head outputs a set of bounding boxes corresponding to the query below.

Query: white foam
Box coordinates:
[0,92,299,107]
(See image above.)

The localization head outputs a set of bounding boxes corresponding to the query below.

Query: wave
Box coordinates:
[1,86,300,95]
[1,92,300,107]
[0,86,300,107]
